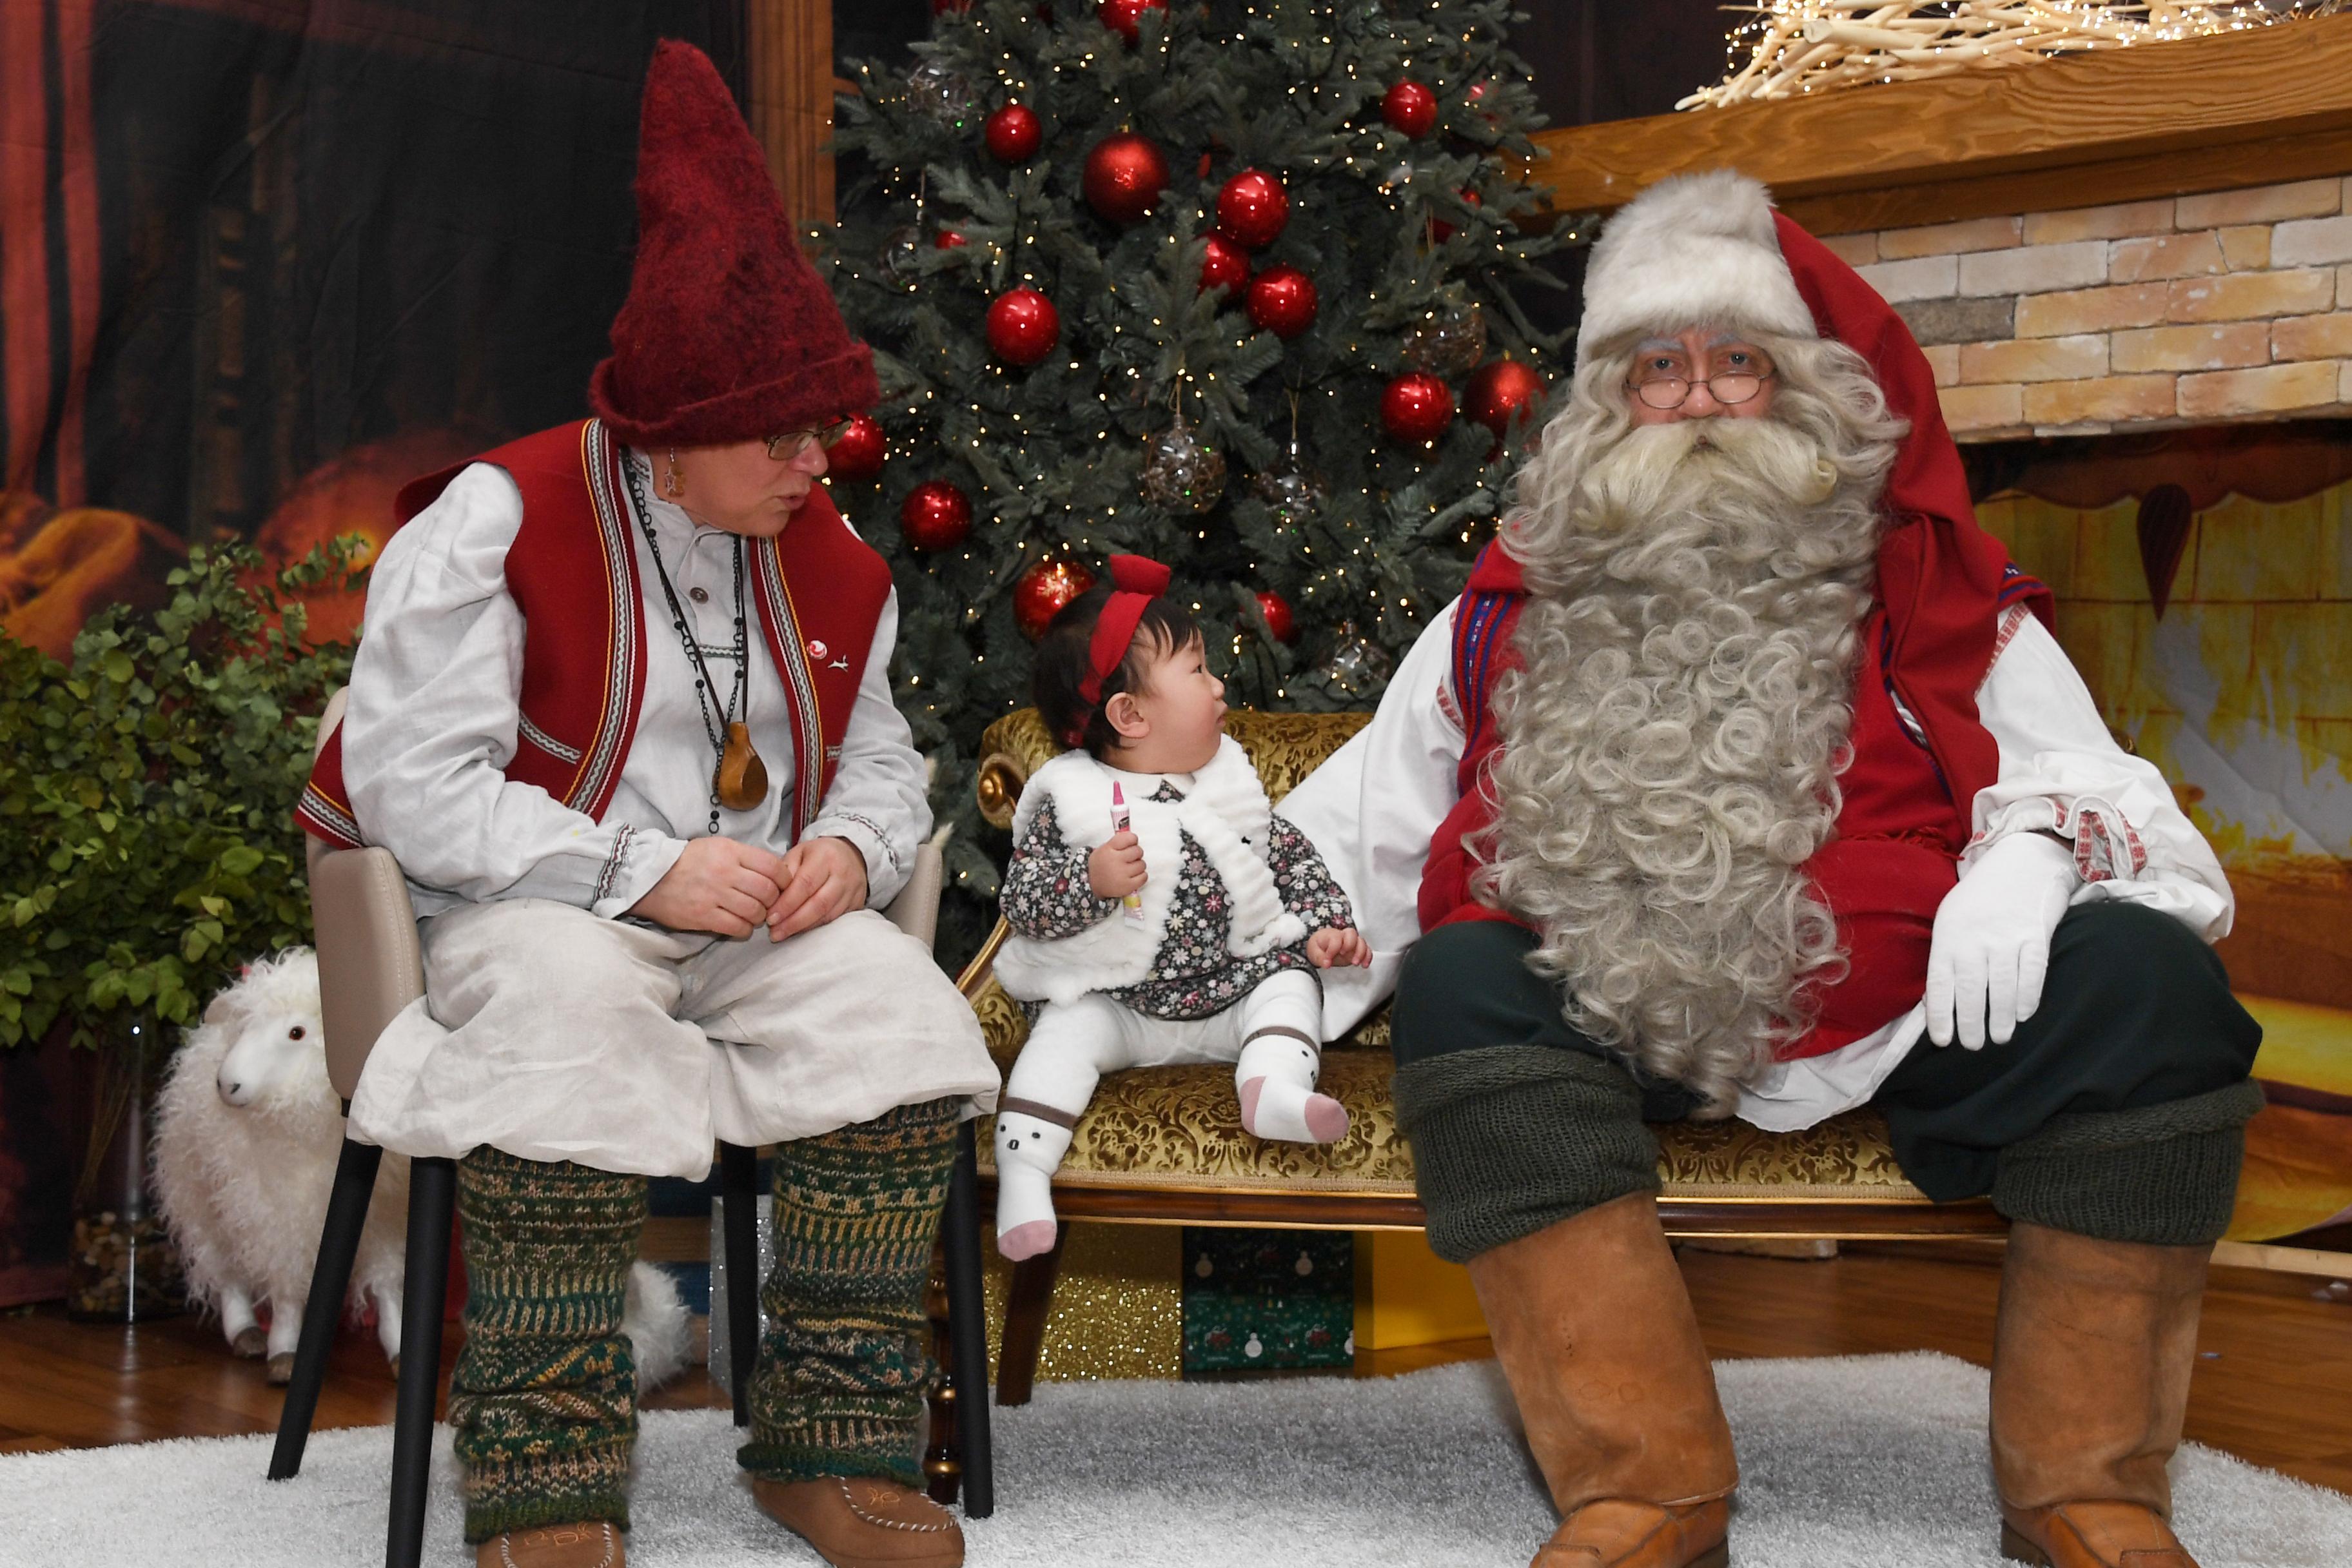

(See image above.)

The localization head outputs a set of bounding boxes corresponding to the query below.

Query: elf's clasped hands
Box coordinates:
[628,834,869,941]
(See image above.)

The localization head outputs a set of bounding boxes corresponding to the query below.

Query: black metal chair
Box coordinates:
[266,690,994,1567]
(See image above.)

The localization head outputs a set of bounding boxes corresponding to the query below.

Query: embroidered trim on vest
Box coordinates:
[517,712,585,765]
[1451,580,1514,747]
[1879,618,1932,754]
[574,421,642,817]
[1996,560,2047,612]
[299,780,360,848]
[754,538,827,840]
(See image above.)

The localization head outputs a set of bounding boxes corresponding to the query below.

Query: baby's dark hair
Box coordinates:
[1033,583,1204,759]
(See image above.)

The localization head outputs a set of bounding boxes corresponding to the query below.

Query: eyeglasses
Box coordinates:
[1629,347,1776,411]
[765,418,857,461]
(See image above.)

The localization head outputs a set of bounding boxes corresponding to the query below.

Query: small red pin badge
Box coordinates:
[806,638,828,662]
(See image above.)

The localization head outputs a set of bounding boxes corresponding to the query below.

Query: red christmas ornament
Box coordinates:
[1198,233,1250,295]
[1083,133,1169,226]
[934,228,968,249]
[1255,589,1297,644]
[986,287,1061,366]
[1015,557,1096,639]
[1381,81,1438,138]
[1381,372,1456,444]
[984,102,1043,163]
[1216,168,1289,250]
[1098,0,1168,43]
[825,413,887,482]
[900,481,972,552]
[932,0,971,12]
[1465,357,1547,437]
[1430,188,1482,243]
[1246,264,1318,339]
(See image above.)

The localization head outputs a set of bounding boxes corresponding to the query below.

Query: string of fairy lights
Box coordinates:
[1687,0,2349,108]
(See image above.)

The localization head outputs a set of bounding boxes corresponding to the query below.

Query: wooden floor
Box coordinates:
[6,1242,2349,1495]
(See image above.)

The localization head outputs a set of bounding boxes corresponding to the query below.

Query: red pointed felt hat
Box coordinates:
[589,40,877,448]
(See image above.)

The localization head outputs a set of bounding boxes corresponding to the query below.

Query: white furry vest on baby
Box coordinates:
[995,736,1308,1007]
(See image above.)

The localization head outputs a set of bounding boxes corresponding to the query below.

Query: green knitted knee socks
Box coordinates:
[1392,1043,1659,1264]
[738,1097,961,1487]
[447,1146,647,1544]
[1992,1079,2264,1246]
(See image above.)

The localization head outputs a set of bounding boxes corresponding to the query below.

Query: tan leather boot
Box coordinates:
[1466,1192,1738,1568]
[1990,1221,2212,1568]
[750,1475,963,1568]
[473,1521,623,1568]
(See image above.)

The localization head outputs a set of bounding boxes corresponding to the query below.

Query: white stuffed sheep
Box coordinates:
[154,948,692,1391]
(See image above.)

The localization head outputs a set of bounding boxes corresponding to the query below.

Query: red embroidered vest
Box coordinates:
[297,419,892,852]
[1419,540,2050,1061]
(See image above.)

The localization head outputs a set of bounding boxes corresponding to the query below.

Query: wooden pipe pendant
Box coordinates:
[716,721,769,812]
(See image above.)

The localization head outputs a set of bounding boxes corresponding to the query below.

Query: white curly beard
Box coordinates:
[1475,360,1901,1116]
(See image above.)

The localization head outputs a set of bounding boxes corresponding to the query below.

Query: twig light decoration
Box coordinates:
[1683,1,2349,110]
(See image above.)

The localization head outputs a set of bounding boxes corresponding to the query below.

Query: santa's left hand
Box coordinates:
[765,836,870,941]
[1306,926,1372,969]
[1924,830,2078,1050]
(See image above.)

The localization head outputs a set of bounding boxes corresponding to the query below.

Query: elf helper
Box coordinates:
[295,43,997,1568]
[991,556,1370,1260]
[1281,172,2262,1568]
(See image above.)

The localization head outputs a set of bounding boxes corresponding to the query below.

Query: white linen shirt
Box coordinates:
[1276,598,2235,1131]
[342,453,930,919]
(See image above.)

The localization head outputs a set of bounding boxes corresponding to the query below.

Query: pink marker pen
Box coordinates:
[1110,781,1144,921]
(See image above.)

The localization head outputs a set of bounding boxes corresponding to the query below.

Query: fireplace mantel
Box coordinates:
[1528,16,2352,237]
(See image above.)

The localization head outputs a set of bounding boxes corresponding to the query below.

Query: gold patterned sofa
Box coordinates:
[960,708,2001,1402]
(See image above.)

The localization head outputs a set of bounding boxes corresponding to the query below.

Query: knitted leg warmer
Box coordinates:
[1392,1043,1659,1265]
[1992,1079,2265,1247]
[447,1147,647,1544]
[738,1096,961,1487]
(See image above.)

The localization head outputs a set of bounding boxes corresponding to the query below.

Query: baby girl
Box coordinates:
[991,555,1369,1260]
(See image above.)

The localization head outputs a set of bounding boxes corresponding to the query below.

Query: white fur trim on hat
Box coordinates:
[1576,170,1817,360]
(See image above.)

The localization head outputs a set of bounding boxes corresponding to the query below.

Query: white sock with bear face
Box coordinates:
[993,1106,1076,1262]
[1235,1029,1350,1144]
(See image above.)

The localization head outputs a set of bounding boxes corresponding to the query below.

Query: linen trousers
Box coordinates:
[349,899,999,1180]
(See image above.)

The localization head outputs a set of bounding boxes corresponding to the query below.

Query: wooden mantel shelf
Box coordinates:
[1527,15,2352,235]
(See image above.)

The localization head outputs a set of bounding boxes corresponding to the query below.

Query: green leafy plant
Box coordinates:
[0,540,362,1050]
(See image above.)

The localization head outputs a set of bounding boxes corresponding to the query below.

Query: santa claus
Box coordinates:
[1282,172,2262,1568]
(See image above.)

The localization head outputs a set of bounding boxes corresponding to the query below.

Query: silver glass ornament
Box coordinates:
[1322,624,1394,698]
[1139,421,1228,514]
[906,62,978,128]
[1401,300,1489,379]
[1250,439,1329,531]
[879,224,925,282]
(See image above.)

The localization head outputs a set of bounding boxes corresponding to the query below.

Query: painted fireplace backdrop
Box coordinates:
[1973,424,2352,1244]
[0,0,740,1305]
[0,0,742,659]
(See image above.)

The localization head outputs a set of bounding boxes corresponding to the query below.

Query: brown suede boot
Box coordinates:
[473,1521,623,1568]
[750,1476,963,1568]
[1990,1221,2213,1568]
[1466,1193,1738,1568]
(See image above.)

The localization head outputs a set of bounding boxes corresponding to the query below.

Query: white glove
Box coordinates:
[1925,830,2078,1050]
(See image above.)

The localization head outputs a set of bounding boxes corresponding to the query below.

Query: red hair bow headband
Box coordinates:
[1077,554,1173,705]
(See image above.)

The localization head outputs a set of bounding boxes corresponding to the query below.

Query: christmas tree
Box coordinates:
[824,0,1585,937]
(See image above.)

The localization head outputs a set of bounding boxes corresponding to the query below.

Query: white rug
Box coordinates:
[5,1352,2348,1567]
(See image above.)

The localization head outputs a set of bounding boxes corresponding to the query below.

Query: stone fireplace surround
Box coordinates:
[1836,179,2352,442]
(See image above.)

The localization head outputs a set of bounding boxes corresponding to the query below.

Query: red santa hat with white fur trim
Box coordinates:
[1574,170,1819,358]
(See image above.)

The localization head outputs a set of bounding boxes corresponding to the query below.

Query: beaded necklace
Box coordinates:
[622,453,769,835]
